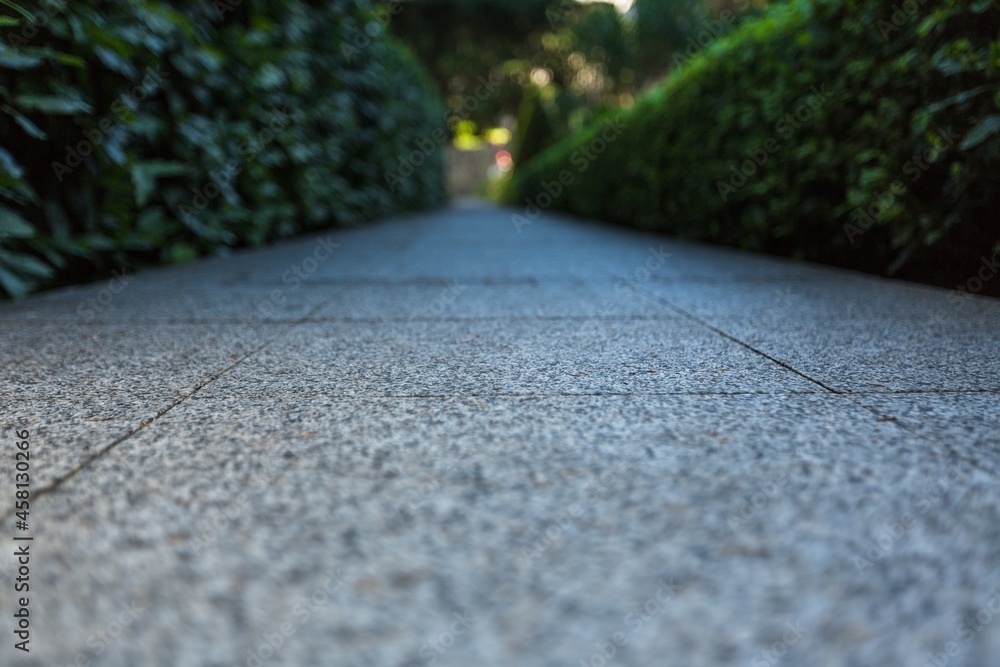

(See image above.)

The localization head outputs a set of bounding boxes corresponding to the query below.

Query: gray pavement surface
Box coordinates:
[1,200,999,667]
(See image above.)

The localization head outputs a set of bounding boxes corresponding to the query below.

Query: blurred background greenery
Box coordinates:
[388,0,767,171]
[1,0,997,298]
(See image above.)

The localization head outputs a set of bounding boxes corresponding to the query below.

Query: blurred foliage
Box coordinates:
[0,0,446,298]
[633,0,768,81]
[512,0,1000,292]
[387,0,763,154]
[389,1,656,127]
[513,86,556,166]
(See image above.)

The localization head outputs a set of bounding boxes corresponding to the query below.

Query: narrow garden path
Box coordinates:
[2,201,999,666]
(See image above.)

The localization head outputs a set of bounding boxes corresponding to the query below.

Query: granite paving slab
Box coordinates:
[0,201,997,667]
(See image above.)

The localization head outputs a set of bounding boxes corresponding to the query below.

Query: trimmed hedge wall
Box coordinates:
[0,0,446,298]
[512,0,1000,293]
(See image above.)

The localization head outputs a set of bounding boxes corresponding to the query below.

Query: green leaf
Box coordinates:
[41,199,70,240]
[94,46,136,77]
[922,85,998,115]
[0,247,52,278]
[131,161,191,207]
[2,104,47,140]
[49,52,86,68]
[0,0,33,21]
[0,52,42,69]
[0,264,30,299]
[14,94,92,115]
[959,115,1000,150]
[34,242,66,269]
[0,147,25,179]
[0,204,33,238]
[167,242,198,263]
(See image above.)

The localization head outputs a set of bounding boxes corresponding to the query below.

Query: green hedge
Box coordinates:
[512,0,1000,292]
[0,0,446,298]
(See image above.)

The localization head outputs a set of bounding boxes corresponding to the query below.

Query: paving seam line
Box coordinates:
[620,278,841,394]
[0,314,707,325]
[0,294,342,522]
[628,276,997,476]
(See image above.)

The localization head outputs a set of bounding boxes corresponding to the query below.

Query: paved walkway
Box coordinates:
[2,201,999,667]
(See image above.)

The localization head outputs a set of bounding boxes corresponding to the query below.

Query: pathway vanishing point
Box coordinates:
[2,201,999,666]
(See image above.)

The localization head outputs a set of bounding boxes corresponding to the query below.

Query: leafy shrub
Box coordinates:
[513,86,556,166]
[632,0,769,82]
[0,0,446,298]
[512,0,1000,293]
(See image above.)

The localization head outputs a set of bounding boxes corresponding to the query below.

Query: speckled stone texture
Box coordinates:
[1,201,999,667]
